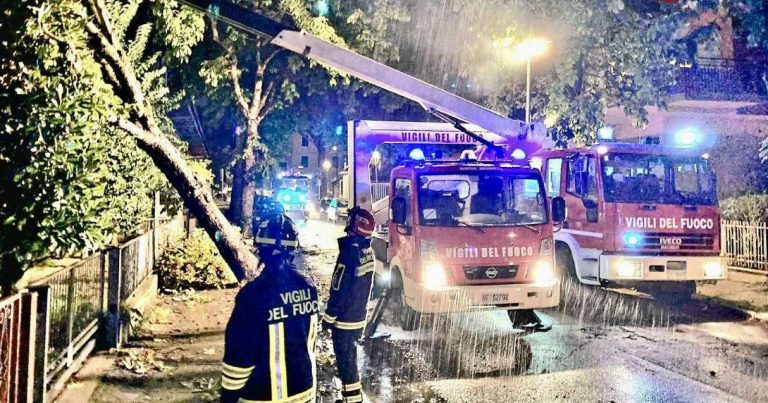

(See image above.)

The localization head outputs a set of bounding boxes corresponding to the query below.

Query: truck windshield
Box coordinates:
[280,177,309,189]
[602,153,717,205]
[417,173,547,227]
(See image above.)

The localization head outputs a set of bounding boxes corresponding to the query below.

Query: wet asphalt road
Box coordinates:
[298,219,768,403]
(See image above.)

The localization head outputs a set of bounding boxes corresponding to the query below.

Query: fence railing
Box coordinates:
[722,220,768,271]
[0,292,36,403]
[371,183,389,204]
[674,58,768,101]
[3,213,187,402]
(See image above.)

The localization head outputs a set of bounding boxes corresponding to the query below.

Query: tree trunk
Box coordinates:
[228,152,257,237]
[121,120,259,281]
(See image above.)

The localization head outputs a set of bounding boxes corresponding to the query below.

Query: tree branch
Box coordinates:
[210,17,250,119]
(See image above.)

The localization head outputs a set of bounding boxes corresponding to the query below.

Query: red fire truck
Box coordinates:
[534,143,726,300]
[349,121,565,330]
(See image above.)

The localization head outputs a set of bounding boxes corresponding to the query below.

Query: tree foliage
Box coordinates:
[0,0,240,294]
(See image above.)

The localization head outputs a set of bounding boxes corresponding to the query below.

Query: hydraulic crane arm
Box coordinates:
[177,0,537,142]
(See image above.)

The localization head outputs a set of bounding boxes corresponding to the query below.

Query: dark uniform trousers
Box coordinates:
[221,260,319,403]
[323,235,374,403]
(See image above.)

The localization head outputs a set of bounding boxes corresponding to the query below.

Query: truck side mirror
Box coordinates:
[392,197,408,226]
[551,196,566,223]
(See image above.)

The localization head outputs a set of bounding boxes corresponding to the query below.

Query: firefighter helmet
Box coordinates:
[345,206,375,237]
[254,214,299,255]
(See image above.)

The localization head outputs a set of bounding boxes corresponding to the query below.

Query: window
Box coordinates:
[300,156,309,168]
[546,158,563,196]
[417,173,546,227]
[567,156,597,202]
[394,178,412,226]
[301,136,309,147]
[279,162,287,169]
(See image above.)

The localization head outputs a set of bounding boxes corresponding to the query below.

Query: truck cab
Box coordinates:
[276,175,311,214]
[535,144,726,299]
[382,158,563,329]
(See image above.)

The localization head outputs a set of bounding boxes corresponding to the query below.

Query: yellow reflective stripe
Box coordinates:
[322,313,336,323]
[343,381,362,391]
[356,263,374,276]
[308,314,317,390]
[238,387,316,403]
[269,323,278,399]
[282,240,298,247]
[345,395,363,403]
[256,237,277,245]
[222,363,255,377]
[278,322,288,399]
[221,375,248,390]
[334,320,366,330]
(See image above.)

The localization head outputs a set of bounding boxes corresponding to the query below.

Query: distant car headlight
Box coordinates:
[282,194,291,203]
[299,194,307,202]
[423,261,447,290]
[703,261,724,278]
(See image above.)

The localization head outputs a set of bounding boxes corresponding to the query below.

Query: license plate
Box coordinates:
[667,261,687,280]
[482,293,509,303]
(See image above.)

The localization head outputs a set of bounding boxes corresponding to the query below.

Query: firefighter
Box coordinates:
[221,214,319,403]
[322,207,376,403]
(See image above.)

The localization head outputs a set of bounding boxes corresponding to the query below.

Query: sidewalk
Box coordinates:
[56,221,346,403]
[697,269,768,320]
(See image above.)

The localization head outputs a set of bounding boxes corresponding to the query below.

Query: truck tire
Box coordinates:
[391,269,420,331]
[647,281,696,303]
[555,242,577,281]
[507,309,539,329]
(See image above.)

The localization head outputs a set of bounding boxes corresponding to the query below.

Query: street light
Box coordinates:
[322,160,332,196]
[495,36,550,123]
[516,37,549,123]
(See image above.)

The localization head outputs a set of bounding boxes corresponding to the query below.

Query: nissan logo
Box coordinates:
[486,267,499,279]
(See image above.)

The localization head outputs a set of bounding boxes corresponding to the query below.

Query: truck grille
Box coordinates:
[463,265,518,280]
[637,232,714,251]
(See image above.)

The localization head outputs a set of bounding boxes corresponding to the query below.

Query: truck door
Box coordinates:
[565,154,602,280]
[389,177,417,280]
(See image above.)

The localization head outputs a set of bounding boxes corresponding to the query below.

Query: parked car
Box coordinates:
[327,198,349,223]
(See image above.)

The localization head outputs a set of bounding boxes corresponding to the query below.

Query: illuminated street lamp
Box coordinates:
[322,160,332,171]
[516,37,550,123]
[495,36,550,123]
[322,159,332,196]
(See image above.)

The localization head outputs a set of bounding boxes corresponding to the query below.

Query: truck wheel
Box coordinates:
[507,309,539,329]
[555,243,577,281]
[391,269,420,331]
[648,281,696,303]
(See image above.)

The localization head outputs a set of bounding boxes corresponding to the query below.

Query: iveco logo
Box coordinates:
[486,267,499,279]
[660,237,683,245]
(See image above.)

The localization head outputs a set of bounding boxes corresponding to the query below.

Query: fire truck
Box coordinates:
[534,143,727,300]
[349,121,565,330]
[178,0,566,331]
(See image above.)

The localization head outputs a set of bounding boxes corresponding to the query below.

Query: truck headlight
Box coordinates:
[282,194,291,203]
[532,260,556,286]
[703,261,724,278]
[299,194,307,202]
[616,261,643,278]
[423,261,447,290]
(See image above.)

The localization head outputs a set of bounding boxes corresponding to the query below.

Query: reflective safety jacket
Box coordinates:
[323,236,374,330]
[221,258,319,403]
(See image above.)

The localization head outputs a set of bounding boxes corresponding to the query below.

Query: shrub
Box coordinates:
[156,229,237,290]
[720,194,768,222]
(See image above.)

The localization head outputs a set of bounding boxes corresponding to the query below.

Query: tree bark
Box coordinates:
[228,152,257,237]
[121,120,259,280]
[83,1,258,280]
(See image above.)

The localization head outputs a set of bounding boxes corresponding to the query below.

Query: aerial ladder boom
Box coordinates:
[178,0,539,139]
[178,0,545,208]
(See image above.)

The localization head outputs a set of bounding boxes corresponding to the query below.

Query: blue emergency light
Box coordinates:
[623,232,642,247]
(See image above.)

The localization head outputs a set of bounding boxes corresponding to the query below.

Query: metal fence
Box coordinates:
[0,292,36,403]
[4,214,188,402]
[674,58,768,101]
[371,183,390,204]
[722,220,768,271]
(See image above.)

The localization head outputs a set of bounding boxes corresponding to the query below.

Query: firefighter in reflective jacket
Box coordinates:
[221,215,319,403]
[322,207,376,403]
